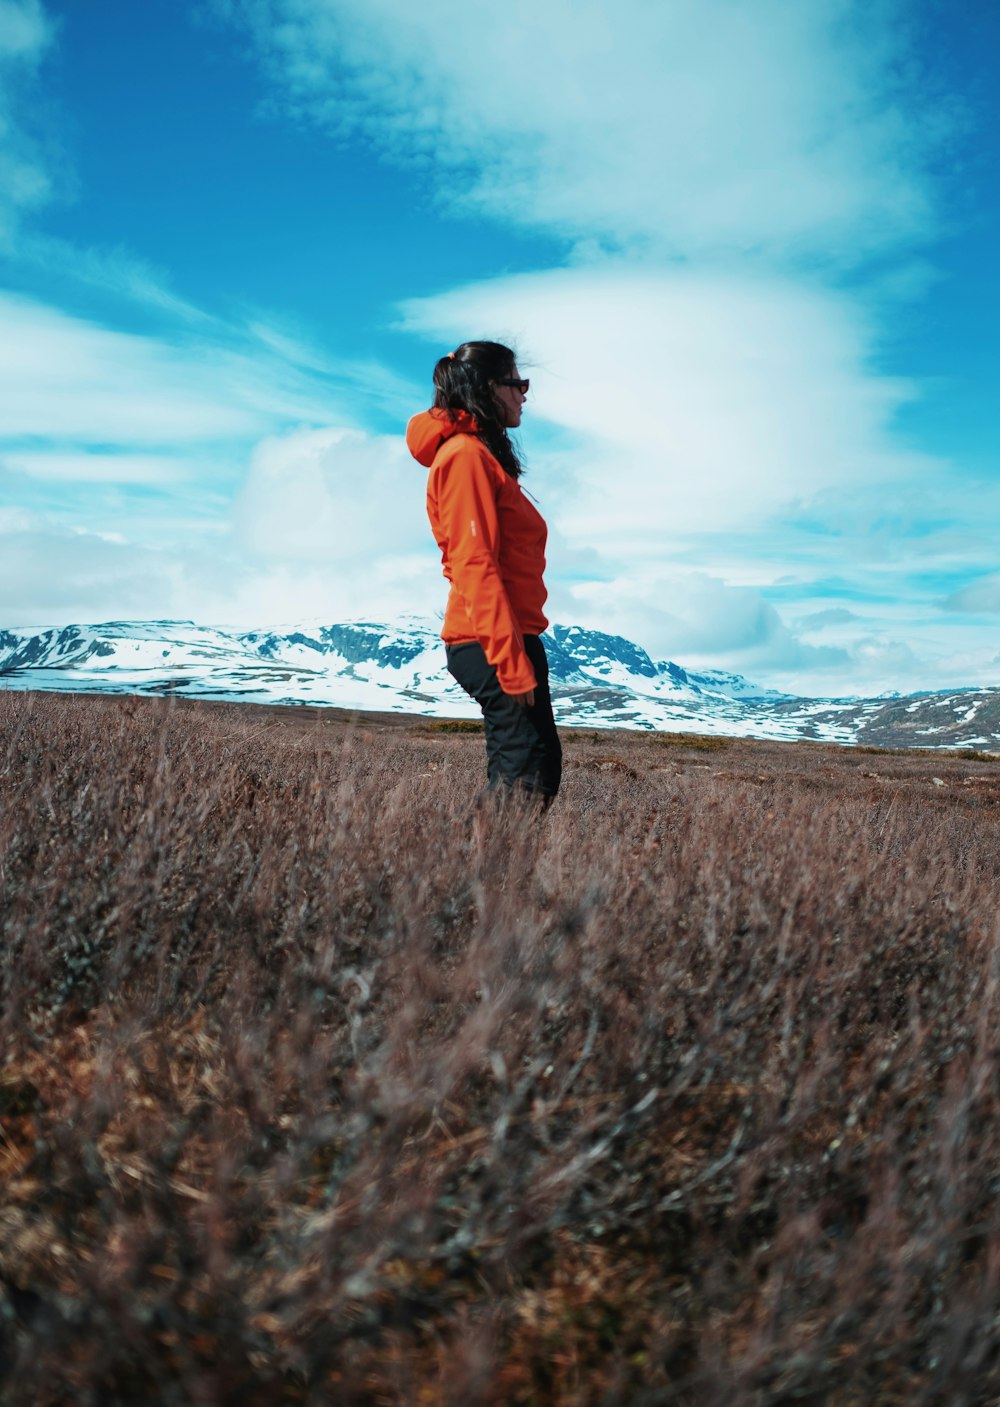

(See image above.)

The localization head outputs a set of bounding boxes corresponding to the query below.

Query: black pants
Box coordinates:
[446,635,562,801]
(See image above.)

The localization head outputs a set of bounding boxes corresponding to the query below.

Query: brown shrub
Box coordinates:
[1,690,999,1404]
[654,731,732,752]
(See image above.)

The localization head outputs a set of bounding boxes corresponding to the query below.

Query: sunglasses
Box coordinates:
[496,377,530,394]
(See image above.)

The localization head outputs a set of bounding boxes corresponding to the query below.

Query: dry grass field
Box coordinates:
[2,689,1000,1405]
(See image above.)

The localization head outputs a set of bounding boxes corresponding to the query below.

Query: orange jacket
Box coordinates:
[406,408,549,695]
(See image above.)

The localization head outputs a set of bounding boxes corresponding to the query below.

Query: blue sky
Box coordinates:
[1,0,997,696]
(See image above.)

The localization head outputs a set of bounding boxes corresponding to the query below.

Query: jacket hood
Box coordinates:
[406,408,478,468]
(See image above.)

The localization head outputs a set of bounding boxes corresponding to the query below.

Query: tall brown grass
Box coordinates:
[2,690,1000,1404]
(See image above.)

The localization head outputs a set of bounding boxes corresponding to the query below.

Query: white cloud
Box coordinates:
[234,423,430,564]
[398,263,929,536]
[231,421,448,625]
[798,608,861,629]
[2,450,196,485]
[562,564,1000,697]
[0,505,37,532]
[0,526,176,625]
[943,575,1000,614]
[204,554,443,631]
[0,514,442,635]
[852,634,922,676]
[226,0,946,263]
[0,418,444,632]
[553,567,848,678]
[0,291,354,448]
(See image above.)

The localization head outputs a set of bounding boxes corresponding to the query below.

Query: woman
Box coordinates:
[406,340,561,804]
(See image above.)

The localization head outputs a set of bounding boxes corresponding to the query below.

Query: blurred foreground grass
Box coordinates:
[2,691,1000,1405]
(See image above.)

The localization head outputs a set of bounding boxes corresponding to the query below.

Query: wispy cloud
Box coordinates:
[799,608,861,629]
[0,289,366,460]
[16,234,218,325]
[2,451,197,485]
[0,0,56,243]
[225,0,950,263]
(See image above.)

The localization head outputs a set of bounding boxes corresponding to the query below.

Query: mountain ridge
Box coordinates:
[2,617,998,750]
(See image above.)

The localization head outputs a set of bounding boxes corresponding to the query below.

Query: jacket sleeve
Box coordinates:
[434,445,537,695]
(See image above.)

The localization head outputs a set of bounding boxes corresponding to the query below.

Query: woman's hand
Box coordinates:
[511,689,536,708]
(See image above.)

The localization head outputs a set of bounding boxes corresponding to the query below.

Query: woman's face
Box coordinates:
[492,366,528,429]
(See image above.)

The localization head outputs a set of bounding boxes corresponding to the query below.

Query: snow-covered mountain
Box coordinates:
[2,617,998,750]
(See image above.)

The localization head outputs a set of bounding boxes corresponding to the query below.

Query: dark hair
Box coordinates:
[432,340,524,479]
